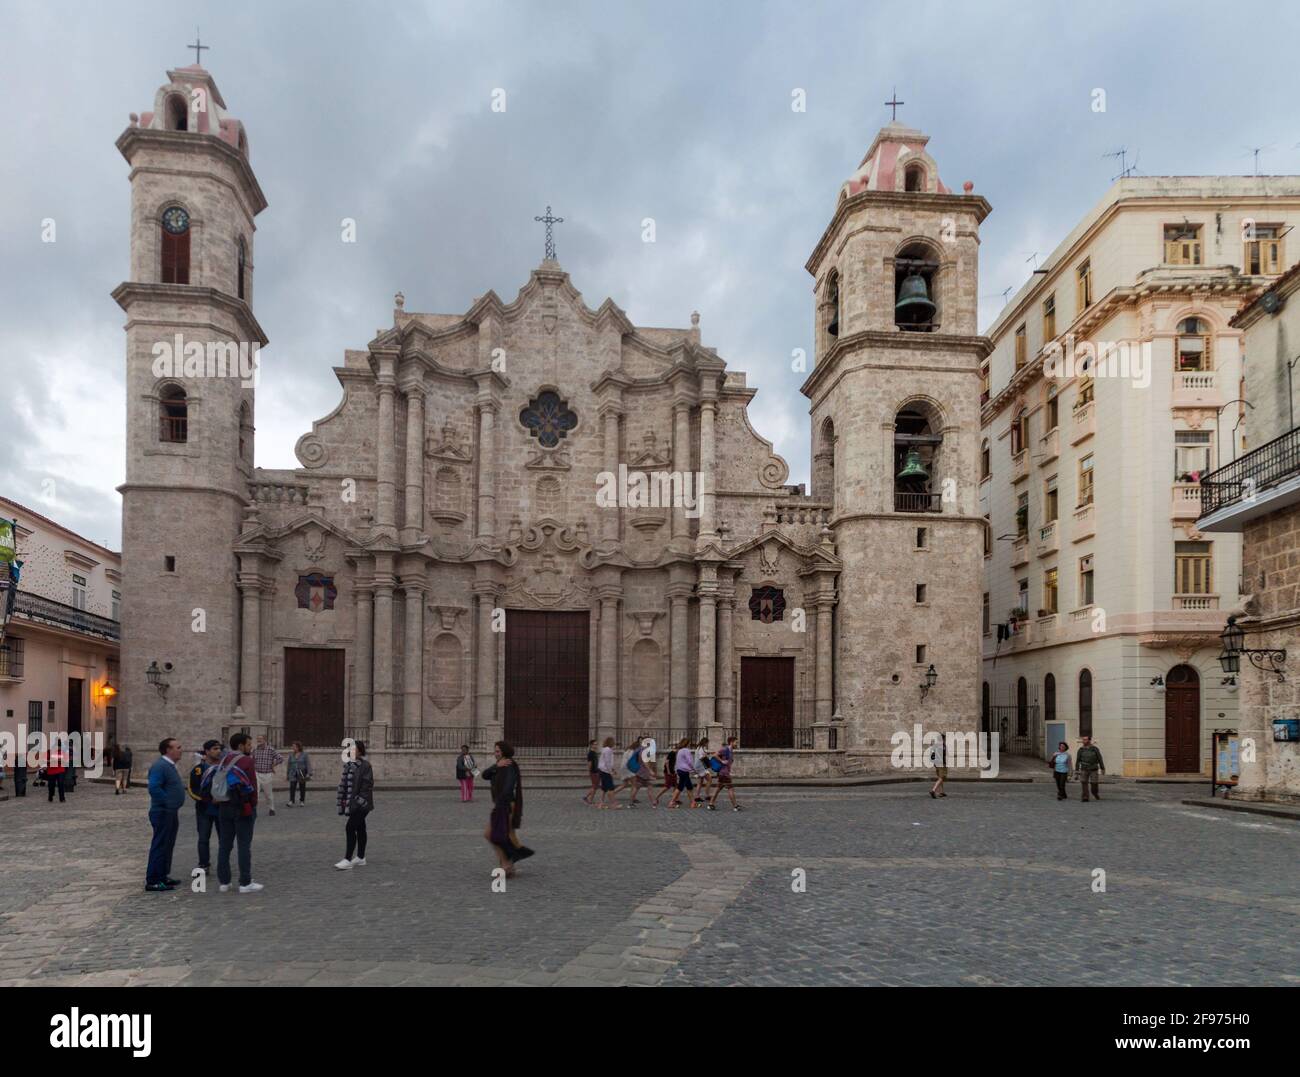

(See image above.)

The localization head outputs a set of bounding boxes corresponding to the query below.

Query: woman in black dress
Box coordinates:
[482,741,533,877]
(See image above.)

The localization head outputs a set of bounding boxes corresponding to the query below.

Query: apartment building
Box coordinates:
[979,177,1300,775]
[0,496,121,749]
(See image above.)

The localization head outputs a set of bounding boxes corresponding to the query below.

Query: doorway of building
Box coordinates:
[284,648,345,747]
[1164,664,1201,773]
[739,656,795,748]
[503,610,590,749]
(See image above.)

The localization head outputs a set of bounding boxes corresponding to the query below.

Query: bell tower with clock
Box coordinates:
[113,59,268,751]
[802,120,992,767]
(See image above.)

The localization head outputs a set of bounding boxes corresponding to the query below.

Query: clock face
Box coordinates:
[162,207,190,235]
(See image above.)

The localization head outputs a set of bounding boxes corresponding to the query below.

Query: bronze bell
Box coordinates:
[827,311,839,337]
[896,448,930,481]
[895,273,936,325]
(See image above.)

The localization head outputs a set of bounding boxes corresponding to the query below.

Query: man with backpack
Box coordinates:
[708,736,741,812]
[188,739,223,877]
[204,733,263,893]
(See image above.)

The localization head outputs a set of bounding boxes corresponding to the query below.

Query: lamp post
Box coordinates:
[1217,615,1286,682]
[919,664,938,699]
[145,660,172,699]
[1212,399,1254,466]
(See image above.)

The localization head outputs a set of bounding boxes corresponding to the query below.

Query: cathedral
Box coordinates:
[116,63,990,775]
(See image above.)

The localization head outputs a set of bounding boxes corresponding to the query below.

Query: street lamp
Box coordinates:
[1218,616,1286,682]
[919,664,938,699]
[145,660,172,698]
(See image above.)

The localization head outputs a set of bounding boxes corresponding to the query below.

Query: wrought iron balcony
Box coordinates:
[1199,425,1300,523]
[12,591,120,641]
[894,491,943,513]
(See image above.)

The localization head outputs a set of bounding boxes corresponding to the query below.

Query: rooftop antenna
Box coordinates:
[1242,144,1275,175]
[1025,251,1040,271]
[1103,147,1139,181]
[1001,286,1013,304]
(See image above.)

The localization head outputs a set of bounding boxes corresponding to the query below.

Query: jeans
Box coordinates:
[217,807,256,886]
[196,806,218,868]
[1079,769,1101,800]
[288,778,306,804]
[345,809,369,860]
[146,807,180,886]
[47,773,65,802]
[1053,771,1068,798]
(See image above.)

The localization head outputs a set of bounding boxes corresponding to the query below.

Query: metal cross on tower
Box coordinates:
[534,205,564,261]
[885,89,904,122]
[188,29,209,66]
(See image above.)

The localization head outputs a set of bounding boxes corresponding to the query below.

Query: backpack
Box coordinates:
[204,753,253,805]
[626,750,641,774]
[188,762,210,802]
[708,755,723,772]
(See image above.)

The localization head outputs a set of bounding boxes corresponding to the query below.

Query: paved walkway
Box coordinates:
[0,778,1295,986]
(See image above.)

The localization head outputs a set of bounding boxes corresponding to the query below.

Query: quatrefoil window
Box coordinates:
[520,390,577,448]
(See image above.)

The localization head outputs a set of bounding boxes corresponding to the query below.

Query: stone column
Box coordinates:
[717,589,735,729]
[671,400,691,543]
[476,402,497,542]
[370,556,395,738]
[815,595,834,723]
[474,584,499,738]
[668,582,691,733]
[375,361,398,535]
[696,579,718,726]
[237,563,262,724]
[598,590,621,741]
[353,579,373,729]
[402,575,425,729]
[698,392,717,540]
[403,385,425,536]
[600,404,622,548]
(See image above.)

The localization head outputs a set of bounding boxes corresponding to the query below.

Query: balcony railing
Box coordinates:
[1199,425,1300,519]
[894,491,943,513]
[13,592,120,641]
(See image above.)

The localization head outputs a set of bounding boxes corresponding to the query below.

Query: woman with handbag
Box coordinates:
[482,741,533,877]
[286,742,311,806]
[335,740,374,870]
[455,744,478,802]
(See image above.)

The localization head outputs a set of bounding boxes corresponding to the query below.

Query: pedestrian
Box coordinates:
[596,736,621,809]
[668,738,696,809]
[708,736,741,811]
[45,737,68,803]
[207,733,262,893]
[252,735,284,816]
[929,732,948,798]
[482,741,533,876]
[455,744,478,802]
[622,737,655,807]
[286,742,311,806]
[649,745,676,807]
[187,739,223,876]
[1049,740,1071,801]
[693,737,713,805]
[582,739,600,805]
[335,740,374,869]
[1075,735,1105,802]
[13,734,28,797]
[114,743,133,793]
[145,737,185,892]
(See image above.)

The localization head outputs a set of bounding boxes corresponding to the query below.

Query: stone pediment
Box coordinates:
[723,528,841,572]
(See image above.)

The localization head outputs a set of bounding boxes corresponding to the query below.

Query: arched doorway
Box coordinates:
[1165,665,1201,773]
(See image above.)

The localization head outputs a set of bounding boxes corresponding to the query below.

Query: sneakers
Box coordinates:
[707,803,717,811]
[238,882,264,893]
[269,809,276,817]
[351,857,366,867]
[144,882,170,892]
[219,884,231,892]
[733,805,742,812]
[334,859,353,870]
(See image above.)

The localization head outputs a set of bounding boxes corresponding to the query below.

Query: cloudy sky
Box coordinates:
[3,0,1298,549]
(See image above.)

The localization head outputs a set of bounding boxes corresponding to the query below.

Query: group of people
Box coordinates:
[1,740,82,800]
[143,732,370,893]
[584,735,741,812]
[452,741,534,875]
[1047,736,1107,801]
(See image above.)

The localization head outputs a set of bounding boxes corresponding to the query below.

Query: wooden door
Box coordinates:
[284,648,345,747]
[1164,664,1201,773]
[740,657,795,748]
[503,610,590,747]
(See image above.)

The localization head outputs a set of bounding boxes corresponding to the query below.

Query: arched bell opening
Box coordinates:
[893,402,943,512]
[895,242,940,333]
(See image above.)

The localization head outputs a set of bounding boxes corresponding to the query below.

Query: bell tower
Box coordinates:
[802,121,992,767]
[113,61,268,752]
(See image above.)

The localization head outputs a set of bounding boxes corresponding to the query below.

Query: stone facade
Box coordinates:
[116,71,986,771]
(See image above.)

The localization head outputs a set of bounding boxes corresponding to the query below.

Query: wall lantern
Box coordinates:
[145,660,172,698]
[919,664,938,699]
[1218,615,1286,682]
[1149,675,1165,694]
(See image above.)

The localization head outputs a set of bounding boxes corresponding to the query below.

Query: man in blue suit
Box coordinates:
[146,737,185,892]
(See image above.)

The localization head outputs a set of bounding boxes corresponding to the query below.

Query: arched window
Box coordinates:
[814,417,836,505]
[895,241,940,332]
[1176,316,1211,372]
[1078,668,1093,737]
[160,384,188,443]
[904,164,925,192]
[165,94,188,132]
[826,270,840,338]
[1044,672,1056,723]
[237,236,247,300]
[238,401,253,465]
[893,402,942,513]
[160,206,191,284]
[1016,676,1028,737]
